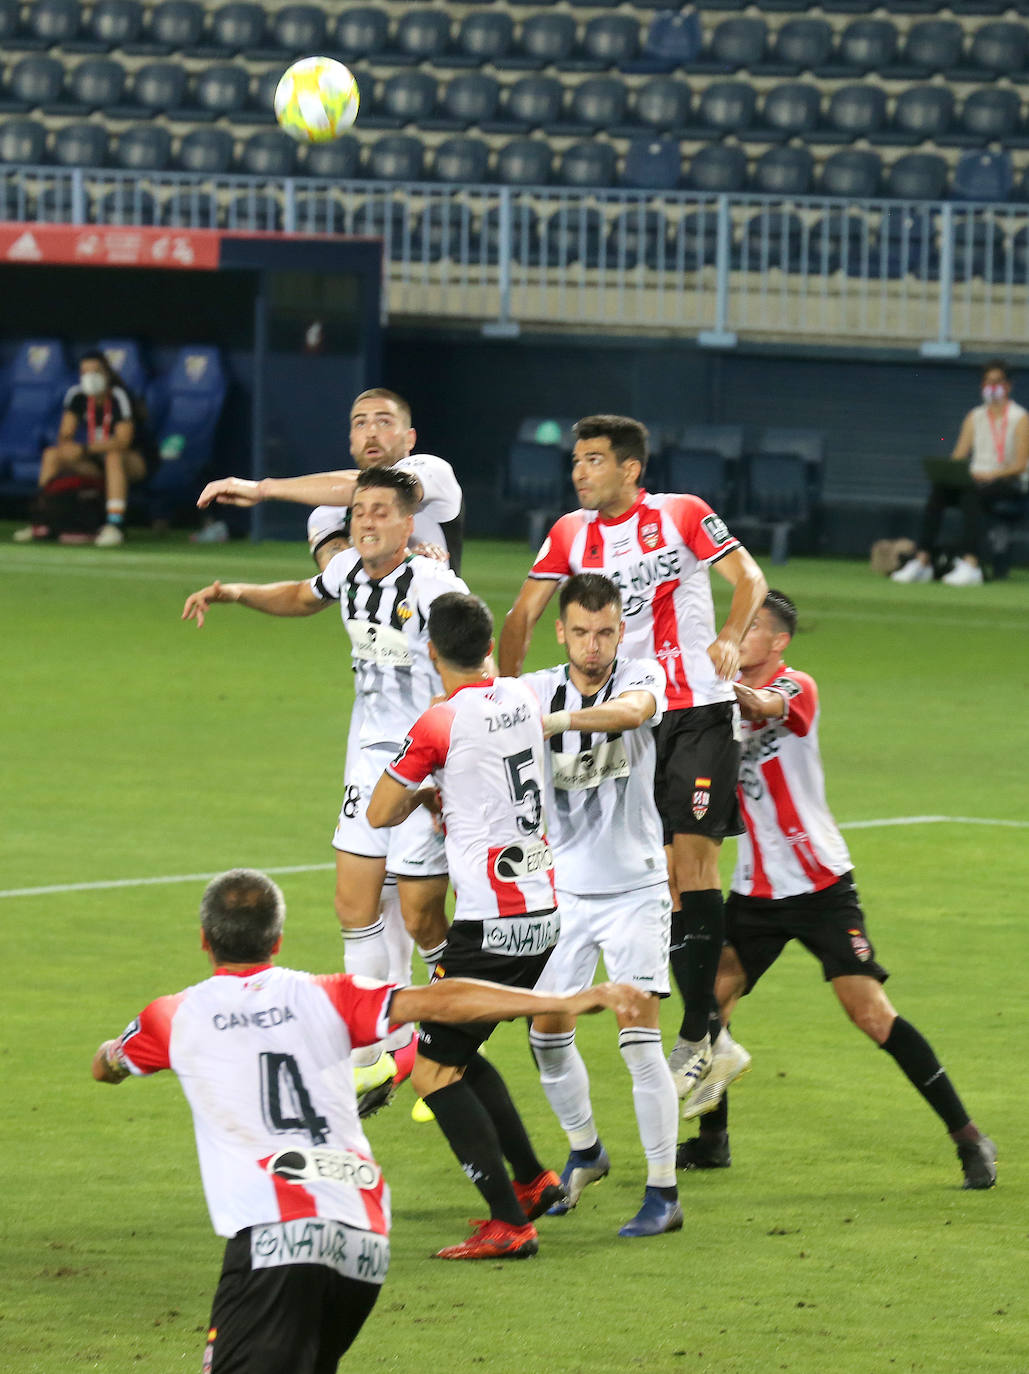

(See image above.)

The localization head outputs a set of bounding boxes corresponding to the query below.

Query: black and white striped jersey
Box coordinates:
[523,658,668,895]
[311,550,468,748]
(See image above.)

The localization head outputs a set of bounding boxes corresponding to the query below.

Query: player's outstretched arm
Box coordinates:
[543,688,657,739]
[733,682,786,722]
[92,1039,130,1084]
[198,472,362,511]
[391,978,650,1027]
[498,578,560,677]
[708,547,768,681]
[181,579,326,627]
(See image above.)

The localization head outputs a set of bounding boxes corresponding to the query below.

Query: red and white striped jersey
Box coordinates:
[387,677,558,924]
[111,966,399,1239]
[731,666,852,900]
[529,490,739,711]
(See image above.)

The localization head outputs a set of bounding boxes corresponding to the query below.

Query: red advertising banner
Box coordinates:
[0,223,222,269]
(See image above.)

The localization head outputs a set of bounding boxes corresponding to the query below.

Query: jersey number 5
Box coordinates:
[260,1052,330,1145]
[504,749,542,836]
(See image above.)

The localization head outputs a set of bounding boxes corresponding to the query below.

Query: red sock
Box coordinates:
[392,1033,418,1086]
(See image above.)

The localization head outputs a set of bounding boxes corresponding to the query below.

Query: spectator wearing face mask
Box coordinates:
[13,350,159,547]
[893,359,1029,586]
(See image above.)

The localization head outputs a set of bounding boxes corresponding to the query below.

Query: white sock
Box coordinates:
[380,885,415,986]
[619,1026,678,1188]
[529,1028,597,1150]
[417,940,448,969]
[341,918,388,981]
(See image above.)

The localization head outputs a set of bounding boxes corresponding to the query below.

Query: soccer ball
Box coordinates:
[274,57,360,143]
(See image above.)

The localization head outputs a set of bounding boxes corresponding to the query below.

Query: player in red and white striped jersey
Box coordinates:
[677,592,997,1191]
[93,868,648,1369]
[499,415,767,1103]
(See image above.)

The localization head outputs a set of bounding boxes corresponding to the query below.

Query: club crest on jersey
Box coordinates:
[692,776,711,820]
[848,928,872,962]
[639,518,661,551]
[395,599,413,623]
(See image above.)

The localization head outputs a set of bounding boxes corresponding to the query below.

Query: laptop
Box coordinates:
[922,458,973,488]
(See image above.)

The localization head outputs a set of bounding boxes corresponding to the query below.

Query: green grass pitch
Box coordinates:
[1,529,1027,1374]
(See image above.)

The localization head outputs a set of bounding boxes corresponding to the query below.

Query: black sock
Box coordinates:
[881,1017,971,1134]
[670,890,725,1042]
[700,1090,729,1136]
[463,1052,545,1185]
[424,1079,526,1226]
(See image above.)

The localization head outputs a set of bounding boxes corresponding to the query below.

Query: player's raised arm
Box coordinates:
[181,578,326,627]
[197,471,364,510]
[391,977,650,1028]
[498,577,561,676]
[708,546,768,681]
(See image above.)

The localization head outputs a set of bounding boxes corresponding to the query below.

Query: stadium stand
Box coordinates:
[0,339,72,486]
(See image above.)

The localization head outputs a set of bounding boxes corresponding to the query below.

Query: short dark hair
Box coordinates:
[981,359,1010,382]
[574,415,648,479]
[354,465,419,515]
[428,592,493,669]
[351,387,412,428]
[200,869,285,964]
[764,589,798,638]
[559,572,622,618]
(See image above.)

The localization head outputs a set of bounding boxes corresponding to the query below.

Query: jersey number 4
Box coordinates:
[259,1052,330,1145]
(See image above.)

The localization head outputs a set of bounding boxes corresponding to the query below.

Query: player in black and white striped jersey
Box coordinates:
[522,573,682,1238]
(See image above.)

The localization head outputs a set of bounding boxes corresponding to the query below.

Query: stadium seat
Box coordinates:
[500,76,564,131]
[541,205,605,266]
[838,19,898,69]
[225,188,281,229]
[367,134,424,181]
[131,62,187,114]
[351,197,410,240]
[888,85,954,142]
[884,152,948,199]
[970,22,1028,73]
[558,139,616,188]
[53,121,108,166]
[637,11,702,71]
[177,127,235,174]
[951,150,1013,201]
[9,56,64,109]
[672,210,719,268]
[379,70,438,126]
[820,148,882,198]
[431,135,489,183]
[580,14,639,66]
[481,202,541,260]
[194,64,249,117]
[699,80,756,135]
[28,0,81,45]
[622,136,682,190]
[148,0,204,52]
[509,12,577,67]
[332,8,388,60]
[760,82,820,138]
[79,0,143,48]
[0,119,48,163]
[711,17,767,68]
[304,135,360,178]
[0,0,20,42]
[239,67,280,126]
[688,143,746,193]
[751,145,813,196]
[900,19,963,72]
[564,77,627,132]
[810,210,868,270]
[210,3,266,52]
[826,83,886,140]
[607,206,668,269]
[98,339,148,395]
[495,137,551,185]
[412,200,475,261]
[0,179,33,218]
[240,129,296,177]
[502,439,566,543]
[96,184,157,224]
[741,209,806,270]
[291,190,346,234]
[69,57,125,108]
[144,346,228,519]
[740,451,813,562]
[770,18,832,70]
[429,72,499,129]
[634,77,692,133]
[271,5,325,55]
[663,448,732,512]
[35,182,76,220]
[115,124,172,170]
[953,88,1021,145]
[950,212,1009,280]
[456,11,513,64]
[160,185,218,226]
[0,339,72,481]
[395,9,451,61]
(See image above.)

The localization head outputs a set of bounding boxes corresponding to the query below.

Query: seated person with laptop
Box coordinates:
[894,359,1028,586]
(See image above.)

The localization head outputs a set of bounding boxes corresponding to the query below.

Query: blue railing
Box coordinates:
[3,162,1028,352]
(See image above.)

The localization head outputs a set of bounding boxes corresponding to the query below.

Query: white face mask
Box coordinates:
[80,372,106,397]
[982,383,1007,405]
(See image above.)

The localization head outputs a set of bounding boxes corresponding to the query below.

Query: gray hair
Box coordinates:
[199,869,286,964]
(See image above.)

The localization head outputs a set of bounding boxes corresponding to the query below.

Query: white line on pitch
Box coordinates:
[2,815,1027,899]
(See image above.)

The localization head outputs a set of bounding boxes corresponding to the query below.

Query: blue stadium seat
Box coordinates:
[482,202,541,260]
[820,148,882,197]
[304,135,360,178]
[412,200,474,261]
[770,18,832,70]
[634,77,692,132]
[177,127,235,174]
[53,121,109,166]
[751,145,813,196]
[607,206,668,269]
[225,188,281,229]
[663,449,733,513]
[509,12,577,67]
[131,62,187,114]
[144,346,228,519]
[581,14,639,66]
[148,0,204,51]
[456,11,513,64]
[711,17,767,68]
[951,150,1013,201]
[0,179,33,219]
[0,0,20,42]
[395,9,451,61]
[351,197,410,241]
[96,184,157,223]
[9,56,64,109]
[889,85,954,142]
[210,3,265,52]
[954,88,1020,145]
[28,0,82,45]
[884,152,948,199]
[502,76,564,130]
[698,80,756,135]
[741,451,813,562]
[971,22,1028,73]
[838,19,898,69]
[495,137,551,185]
[623,136,682,190]
[194,64,249,117]
[332,7,388,60]
[810,210,869,271]
[564,76,627,131]
[80,0,143,48]
[541,205,605,266]
[240,67,281,126]
[271,5,325,54]
[98,340,148,396]
[672,211,719,269]
[367,134,424,181]
[0,118,47,162]
[290,191,346,234]
[160,186,218,226]
[429,72,499,129]
[741,209,806,271]
[431,135,489,183]
[503,440,566,541]
[688,143,746,193]
[558,139,616,188]
[0,340,72,481]
[901,19,962,72]
[35,182,76,220]
[240,129,296,176]
[826,83,886,139]
[116,124,172,170]
[760,82,820,139]
[637,11,702,71]
[69,57,125,108]
[378,70,438,126]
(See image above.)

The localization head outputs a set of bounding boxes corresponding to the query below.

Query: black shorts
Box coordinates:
[653,702,744,841]
[205,1226,382,1374]
[417,916,556,1067]
[725,873,889,991]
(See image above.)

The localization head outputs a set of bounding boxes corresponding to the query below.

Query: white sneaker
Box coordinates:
[667,1034,712,1103]
[681,1036,752,1120]
[890,557,932,583]
[13,524,48,542]
[190,520,229,544]
[941,557,984,586]
[95,523,125,547]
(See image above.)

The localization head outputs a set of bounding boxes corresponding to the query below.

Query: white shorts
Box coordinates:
[533,886,672,996]
[332,742,446,878]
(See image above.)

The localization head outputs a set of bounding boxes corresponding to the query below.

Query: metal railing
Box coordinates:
[4,162,1029,352]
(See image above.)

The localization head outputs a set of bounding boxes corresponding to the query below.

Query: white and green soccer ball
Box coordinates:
[274,56,360,143]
